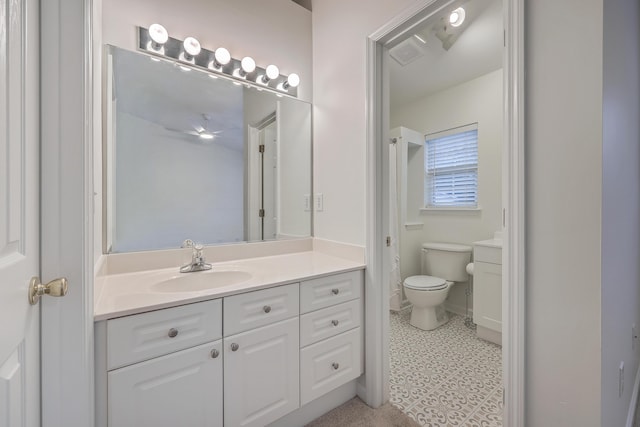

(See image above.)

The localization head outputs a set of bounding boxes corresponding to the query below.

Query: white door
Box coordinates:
[108,341,223,427]
[0,0,41,425]
[224,318,299,427]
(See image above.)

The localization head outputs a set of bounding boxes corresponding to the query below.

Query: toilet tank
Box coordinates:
[421,242,472,282]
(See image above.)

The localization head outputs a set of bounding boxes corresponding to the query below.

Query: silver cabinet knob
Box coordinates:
[331,288,340,295]
[168,328,179,338]
[210,349,220,358]
[231,343,239,352]
[331,320,339,326]
[332,362,339,370]
[263,305,272,313]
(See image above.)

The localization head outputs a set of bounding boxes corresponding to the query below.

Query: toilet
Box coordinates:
[403,242,472,331]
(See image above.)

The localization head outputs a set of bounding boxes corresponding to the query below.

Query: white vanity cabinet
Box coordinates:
[472,241,503,345]
[104,299,224,427]
[108,340,223,427]
[96,270,364,427]
[299,271,363,405]
[223,284,299,427]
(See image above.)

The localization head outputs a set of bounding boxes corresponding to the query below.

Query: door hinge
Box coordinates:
[386,236,391,247]
[259,144,265,153]
[259,209,265,218]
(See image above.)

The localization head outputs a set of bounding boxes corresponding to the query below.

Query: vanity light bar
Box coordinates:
[138,26,299,97]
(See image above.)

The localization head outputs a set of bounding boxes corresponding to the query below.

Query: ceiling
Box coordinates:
[389,0,503,110]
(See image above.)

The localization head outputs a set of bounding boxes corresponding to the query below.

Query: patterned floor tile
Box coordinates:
[390,309,503,426]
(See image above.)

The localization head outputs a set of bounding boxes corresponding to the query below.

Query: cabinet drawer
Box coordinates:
[223,283,299,336]
[300,328,362,405]
[107,299,222,370]
[108,340,223,427]
[300,271,363,314]
[300,299,361,347]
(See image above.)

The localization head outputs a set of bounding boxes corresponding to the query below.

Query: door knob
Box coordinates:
[29,277,68,305]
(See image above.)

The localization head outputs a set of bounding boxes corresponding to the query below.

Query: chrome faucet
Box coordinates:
[180,239,212,273]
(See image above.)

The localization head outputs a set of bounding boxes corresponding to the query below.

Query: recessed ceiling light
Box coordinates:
[449,7,466,27]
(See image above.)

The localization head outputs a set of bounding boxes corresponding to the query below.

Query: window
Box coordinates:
[424,124,478,208]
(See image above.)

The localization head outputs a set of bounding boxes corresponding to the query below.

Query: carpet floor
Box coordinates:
[305,397,421,427]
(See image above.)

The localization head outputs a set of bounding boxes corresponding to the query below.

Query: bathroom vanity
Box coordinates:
[94,251,364,427]
[472,238,503,345]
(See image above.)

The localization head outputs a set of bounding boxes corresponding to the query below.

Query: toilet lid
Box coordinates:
[404,275,448,291]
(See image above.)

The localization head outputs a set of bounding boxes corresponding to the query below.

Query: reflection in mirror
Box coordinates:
[105,46,312,253]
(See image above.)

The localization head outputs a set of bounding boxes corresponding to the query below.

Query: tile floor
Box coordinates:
[389,309,503,426]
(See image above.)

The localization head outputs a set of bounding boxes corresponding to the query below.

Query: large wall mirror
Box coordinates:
[104,46,312,253]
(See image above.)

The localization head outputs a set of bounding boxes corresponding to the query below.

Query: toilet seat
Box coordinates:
[404,275,448,291]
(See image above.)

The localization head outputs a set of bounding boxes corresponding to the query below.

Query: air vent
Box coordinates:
[389,37,427,66]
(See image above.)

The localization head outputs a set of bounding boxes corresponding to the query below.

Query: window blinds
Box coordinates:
[424,125,478,207]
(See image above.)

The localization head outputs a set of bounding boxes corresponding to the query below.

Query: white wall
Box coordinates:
[95,0,312,262]
[601,0,640,424]
[526,0,603,424]
[312,0,414,245]
[390,70,503,314]
[278,99,312,238]
[113,112,244,252]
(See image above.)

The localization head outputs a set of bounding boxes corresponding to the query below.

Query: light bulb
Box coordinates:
[241,56,256,74]
[284,73,300,89]
[266,65,280,80]
[261,64,280,84]
[149,24,168,45]
[213,47,231,67]
[183,37,201,57]
[449,7,465,27]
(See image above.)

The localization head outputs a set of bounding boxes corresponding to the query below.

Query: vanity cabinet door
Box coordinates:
[108,340,223,427]
[224,317,299,427]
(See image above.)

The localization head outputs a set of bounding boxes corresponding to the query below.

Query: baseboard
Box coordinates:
[626,362,640,427]
[476,325,502,346]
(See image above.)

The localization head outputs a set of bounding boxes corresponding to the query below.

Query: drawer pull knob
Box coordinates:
[331,288,340,295]
[210,349,220,359]
[331,320,339,326]
[168,328,179,338]
[263,305,272,313]
[231,343,239,352]
[332,362,339,370]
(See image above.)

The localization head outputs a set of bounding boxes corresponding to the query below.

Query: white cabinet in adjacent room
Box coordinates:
[472,238,503,345]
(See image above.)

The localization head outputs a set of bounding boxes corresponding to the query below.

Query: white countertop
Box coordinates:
[94,251,365,321]
[473,238,503,249]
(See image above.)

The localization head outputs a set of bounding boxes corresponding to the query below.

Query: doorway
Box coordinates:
[363,0,524,425]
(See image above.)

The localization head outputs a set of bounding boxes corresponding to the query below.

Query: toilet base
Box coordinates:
[409,304,449,331]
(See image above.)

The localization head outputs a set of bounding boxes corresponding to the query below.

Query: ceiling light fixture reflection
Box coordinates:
[199,132,215,140]
[449,7,466,27]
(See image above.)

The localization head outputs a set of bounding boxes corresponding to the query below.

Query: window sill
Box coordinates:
[420,206,482,214]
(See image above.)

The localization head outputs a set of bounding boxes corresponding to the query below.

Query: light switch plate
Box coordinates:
[315,193,324,212]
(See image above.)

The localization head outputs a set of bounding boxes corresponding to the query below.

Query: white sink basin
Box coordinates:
[151,270,252,293]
